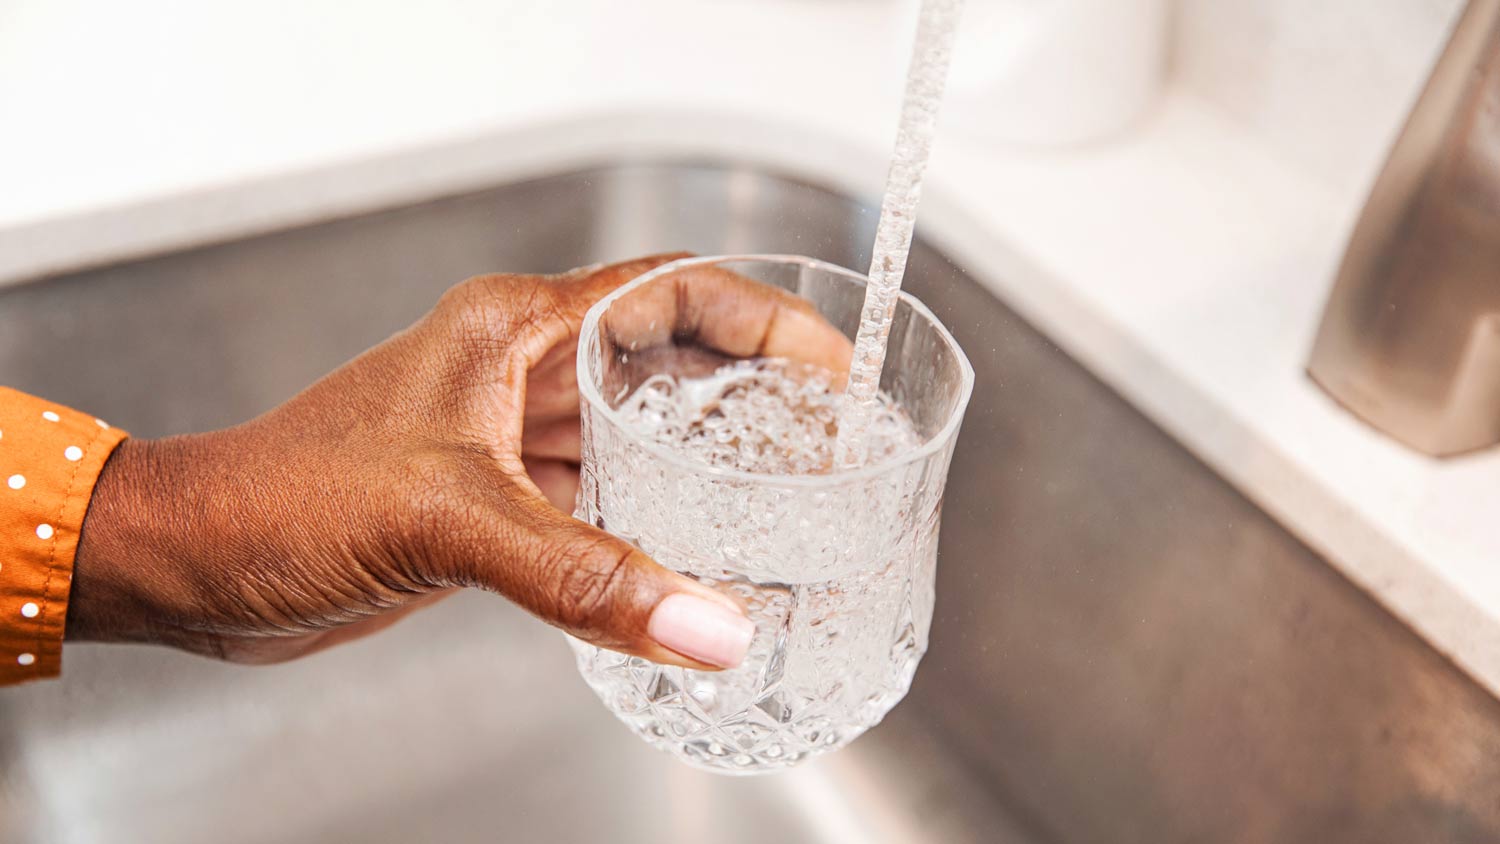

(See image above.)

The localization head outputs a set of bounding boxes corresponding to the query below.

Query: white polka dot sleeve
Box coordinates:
[0,387,128,685]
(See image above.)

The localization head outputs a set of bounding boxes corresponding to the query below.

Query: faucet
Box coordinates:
[1307,0,1500,457]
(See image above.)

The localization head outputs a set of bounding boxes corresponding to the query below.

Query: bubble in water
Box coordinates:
[572,364,942,773]
[616,358,920,475]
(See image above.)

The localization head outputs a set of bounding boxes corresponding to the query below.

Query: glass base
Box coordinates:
[569,636,918,775]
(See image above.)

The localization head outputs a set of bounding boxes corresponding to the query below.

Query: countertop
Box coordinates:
[4,1,1499,695]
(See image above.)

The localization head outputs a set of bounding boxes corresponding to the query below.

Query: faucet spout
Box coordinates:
[1308,0,1500,457]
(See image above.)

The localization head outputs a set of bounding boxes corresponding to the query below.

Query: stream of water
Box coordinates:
[834,0,964,468]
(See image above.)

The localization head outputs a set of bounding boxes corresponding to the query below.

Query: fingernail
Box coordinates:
[648,593,755,669]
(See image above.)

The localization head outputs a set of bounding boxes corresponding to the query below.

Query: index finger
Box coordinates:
[594,260,854,377]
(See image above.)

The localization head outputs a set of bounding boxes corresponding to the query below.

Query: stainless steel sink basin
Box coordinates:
[3,162,1499,844]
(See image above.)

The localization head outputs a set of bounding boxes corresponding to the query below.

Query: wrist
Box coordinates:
[69,436,207,644]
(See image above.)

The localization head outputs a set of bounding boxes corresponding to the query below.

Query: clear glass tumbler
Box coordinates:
[570,255,974,774]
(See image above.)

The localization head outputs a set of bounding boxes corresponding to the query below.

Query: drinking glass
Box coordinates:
[570,254,974,774]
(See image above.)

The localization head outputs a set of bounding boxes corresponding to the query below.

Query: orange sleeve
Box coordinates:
[0,387,128,685]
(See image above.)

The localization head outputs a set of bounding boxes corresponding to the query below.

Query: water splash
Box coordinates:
[618,358,917,475]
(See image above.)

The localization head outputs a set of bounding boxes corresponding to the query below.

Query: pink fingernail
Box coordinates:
[648,593,755,668]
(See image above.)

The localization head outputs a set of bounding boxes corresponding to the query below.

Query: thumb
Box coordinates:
[477,480,755,670]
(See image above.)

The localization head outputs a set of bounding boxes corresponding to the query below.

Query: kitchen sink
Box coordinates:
[2,162,1498,844]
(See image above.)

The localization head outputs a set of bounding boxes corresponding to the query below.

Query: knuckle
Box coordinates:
[434,279,509,338]
[545,538,635,633]
[437,274,508,311]
[430,278,488,328]
[430,275,574,358]
[513,285,577,341]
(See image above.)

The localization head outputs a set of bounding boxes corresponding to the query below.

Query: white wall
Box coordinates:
[1173,0,1465,202]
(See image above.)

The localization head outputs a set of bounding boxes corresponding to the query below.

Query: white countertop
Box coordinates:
[5,1,1499,695]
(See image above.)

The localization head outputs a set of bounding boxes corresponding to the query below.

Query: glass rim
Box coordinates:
[575,253,976,488]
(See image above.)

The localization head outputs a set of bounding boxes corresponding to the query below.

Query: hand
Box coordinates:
[67,255,850,670]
